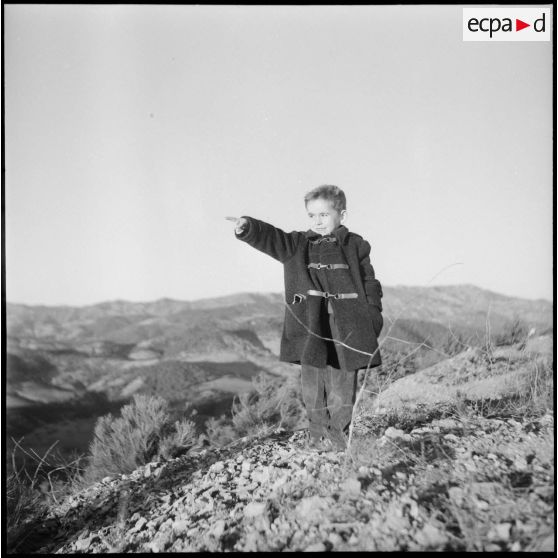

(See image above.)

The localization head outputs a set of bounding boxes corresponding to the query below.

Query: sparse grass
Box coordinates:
[514,356,554,414]
[6,469,45,553]
[6,438,87,554]
[96,484,132,553]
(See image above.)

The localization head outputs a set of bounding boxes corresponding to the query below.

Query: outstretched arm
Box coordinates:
[226,216,300,263]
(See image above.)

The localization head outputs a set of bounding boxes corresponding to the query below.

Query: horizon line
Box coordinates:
[4,283,554,308]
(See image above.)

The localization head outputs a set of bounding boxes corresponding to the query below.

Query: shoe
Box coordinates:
[326,427,347,451]
[307,425,327,450]
[307,437,326,451]
[308,424,327,441]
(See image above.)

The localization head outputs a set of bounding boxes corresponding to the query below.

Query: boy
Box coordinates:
[227,185,383,451]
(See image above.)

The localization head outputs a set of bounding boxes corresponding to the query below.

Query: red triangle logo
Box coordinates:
[516,19,530,31]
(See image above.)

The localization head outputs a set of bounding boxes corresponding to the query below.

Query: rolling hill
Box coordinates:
[4,285,552,463]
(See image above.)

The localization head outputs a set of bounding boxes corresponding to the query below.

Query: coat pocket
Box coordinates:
[284,297,308,338]
[365,279,383,312]
[367,303,383,337]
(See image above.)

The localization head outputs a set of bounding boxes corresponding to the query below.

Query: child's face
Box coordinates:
[306,198,346,235]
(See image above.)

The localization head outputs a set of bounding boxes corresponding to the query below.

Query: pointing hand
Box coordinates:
[225,216,247,234]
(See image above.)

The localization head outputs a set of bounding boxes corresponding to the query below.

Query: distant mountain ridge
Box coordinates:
[6,284,552,344]
[382,284,552,331]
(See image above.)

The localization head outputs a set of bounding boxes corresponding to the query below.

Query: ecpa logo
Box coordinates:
[463,8,551,41]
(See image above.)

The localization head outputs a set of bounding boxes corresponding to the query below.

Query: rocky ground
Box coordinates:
[26,407,553,553]
[9,334,554,554]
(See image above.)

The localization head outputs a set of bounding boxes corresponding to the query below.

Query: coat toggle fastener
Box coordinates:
[307,263,349,270]
[307,290,358,300]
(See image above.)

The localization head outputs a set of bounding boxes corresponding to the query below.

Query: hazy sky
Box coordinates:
[4,4,553,306]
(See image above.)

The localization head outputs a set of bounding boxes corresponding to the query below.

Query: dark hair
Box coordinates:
[304,185,346,212]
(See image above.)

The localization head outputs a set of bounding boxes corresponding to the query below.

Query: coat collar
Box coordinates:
[304,225,349,244]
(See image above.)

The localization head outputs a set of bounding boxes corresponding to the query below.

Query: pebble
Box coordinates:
[146,540,164,553]
[448,487,465,505]
[487,523,511,542]
[432,418,461,429]
[304,542,326,552]
[244,501,266,519]
[74,537,91,551]
[252,467,271,484]
[210,519,226,538]
[405,498,419,519]
[415,524,447,548]
[212,461,225,473]
[172,519,189,536]
[328,532,343,547]
[236,489,250,501]
[135,517,148,531]
[475,499,489,511]
[384,427,411,441]
[241,461,252,476]
[296,496,330,519]
[341,478,361,499]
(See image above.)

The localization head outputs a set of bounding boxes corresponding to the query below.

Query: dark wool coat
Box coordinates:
[236,217,383,370]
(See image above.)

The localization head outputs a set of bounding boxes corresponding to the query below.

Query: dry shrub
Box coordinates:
[203,372,305,447]
[231,372,305,437]
[495,318,529,347]
[205,416,239,447]
[84,394,198,483]
[158,419,198,460]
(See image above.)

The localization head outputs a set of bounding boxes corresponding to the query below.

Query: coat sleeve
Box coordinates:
[235,216,300,263]
[357,239,383,311]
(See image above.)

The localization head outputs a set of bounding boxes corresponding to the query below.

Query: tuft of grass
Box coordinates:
[6,470,45,553]
[515,356,553,414]
[494,317,529,347]
[6,438,83,553]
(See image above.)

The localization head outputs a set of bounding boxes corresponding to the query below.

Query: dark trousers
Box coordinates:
[300,305,358,435]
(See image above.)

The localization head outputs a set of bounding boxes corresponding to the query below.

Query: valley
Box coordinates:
[5,286,553,472]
